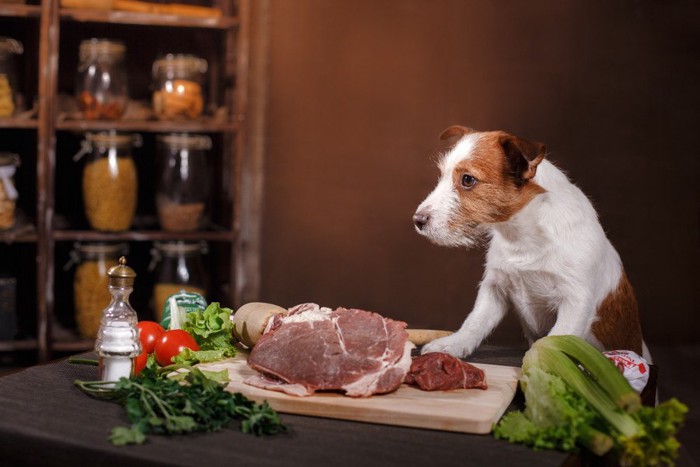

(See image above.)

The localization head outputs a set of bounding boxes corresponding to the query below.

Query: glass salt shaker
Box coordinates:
[94,256,141,386]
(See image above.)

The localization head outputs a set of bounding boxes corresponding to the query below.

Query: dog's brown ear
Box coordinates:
[439,125,475,141]
[499,133,547,184]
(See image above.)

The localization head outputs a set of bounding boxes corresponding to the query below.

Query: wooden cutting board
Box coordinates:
[198,352,521,434]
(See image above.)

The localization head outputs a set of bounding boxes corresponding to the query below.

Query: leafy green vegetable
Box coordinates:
[75,360,286,444]
[172,347,237,366]
[182,302,236,353]
[495,365,609,454]
[493,335,687,466]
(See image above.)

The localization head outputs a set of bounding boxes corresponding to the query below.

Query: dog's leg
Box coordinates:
[421,279,507,358]
[547,298,599,344]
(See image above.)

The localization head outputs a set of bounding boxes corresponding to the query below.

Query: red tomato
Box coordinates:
[154,329,199,367]
[133,350,148,376]
[137,321,166,354]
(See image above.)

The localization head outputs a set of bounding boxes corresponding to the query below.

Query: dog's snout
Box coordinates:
[413,210,430,231]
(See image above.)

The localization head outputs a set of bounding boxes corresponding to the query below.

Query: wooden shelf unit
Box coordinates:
[0,0,253,363]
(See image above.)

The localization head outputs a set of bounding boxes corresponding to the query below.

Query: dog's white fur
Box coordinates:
[415,128,648,361]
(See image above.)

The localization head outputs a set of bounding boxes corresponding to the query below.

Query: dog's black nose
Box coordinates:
[413,211,430,231]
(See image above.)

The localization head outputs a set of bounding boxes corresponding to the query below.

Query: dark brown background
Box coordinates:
[253,0,699,346]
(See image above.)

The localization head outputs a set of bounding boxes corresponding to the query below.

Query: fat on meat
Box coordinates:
[245,303,414,397]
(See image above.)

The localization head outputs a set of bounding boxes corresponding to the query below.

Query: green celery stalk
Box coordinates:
[534,335,641,413]
[577,424,614,456]
[523,344,640,438]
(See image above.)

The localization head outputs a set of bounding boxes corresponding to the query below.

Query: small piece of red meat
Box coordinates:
[405,352,487,391]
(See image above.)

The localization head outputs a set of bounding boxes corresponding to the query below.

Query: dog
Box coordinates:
[414,126,649,362]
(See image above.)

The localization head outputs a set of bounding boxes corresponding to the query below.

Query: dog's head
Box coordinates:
[413,126,547,247]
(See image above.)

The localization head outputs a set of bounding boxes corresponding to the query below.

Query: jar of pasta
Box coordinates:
[152,54,207,120]
[156,133,211,231]
[76,39,128,120]
[0,152,20,230]
[79,132,139,231]
[69,242,128,339]
[150,241,207,321]
[0,37,23,118]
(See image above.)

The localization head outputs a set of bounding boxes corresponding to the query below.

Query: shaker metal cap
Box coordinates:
[108,256,137,287]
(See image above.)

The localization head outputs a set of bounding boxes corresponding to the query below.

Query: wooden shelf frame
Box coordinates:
[53,229,236,242]
[59,7,239,29]
[55,119,239,133]
[0,0,256,360]
[0,4,42,18]
[0,118,39,129]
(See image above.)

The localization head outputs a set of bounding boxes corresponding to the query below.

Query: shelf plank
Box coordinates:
[0,339,38,352]
[0,231,38,243]
[50,339,93,353]
[59,8,239,29]
[0,216,38,243]
[0,118,39,129]
[0,4,42,18]
[56,119,238,133]
[53,230,235,242]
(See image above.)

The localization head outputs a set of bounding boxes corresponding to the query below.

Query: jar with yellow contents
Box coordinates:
[68,242,128,339]
[0,37,23,118]
[150,241,207,322]
[77,132,139,231]
[152,54,207,120]
[0,152,20,230]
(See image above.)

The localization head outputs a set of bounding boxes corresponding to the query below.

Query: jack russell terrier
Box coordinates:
[414,126,649,361]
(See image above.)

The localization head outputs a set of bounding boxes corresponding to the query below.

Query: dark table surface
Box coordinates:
[0,344,697,467]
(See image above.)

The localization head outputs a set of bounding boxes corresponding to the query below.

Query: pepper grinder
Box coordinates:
[94,256,141,386]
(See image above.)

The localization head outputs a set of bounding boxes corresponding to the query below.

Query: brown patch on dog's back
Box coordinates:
[591,271,643,354]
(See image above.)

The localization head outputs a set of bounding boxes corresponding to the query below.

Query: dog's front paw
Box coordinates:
[420,333,474,359]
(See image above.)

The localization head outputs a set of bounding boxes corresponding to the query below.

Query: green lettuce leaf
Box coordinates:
[172,347,236,366]
[182,302,236,355]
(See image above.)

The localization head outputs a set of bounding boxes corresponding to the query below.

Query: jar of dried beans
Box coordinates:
[69,242,128,339]
[150,241,207,322]
[79,132,139,231]
[156,133,211,231]
[0,152,20,230]
[0,37,23,118]
[76,39,128,120]
[152,54,207,120]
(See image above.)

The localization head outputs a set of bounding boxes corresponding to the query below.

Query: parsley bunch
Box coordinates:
[76,362,286,445]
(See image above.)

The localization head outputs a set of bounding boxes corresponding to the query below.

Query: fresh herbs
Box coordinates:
[75,360,286,445]
[493,335,687,466]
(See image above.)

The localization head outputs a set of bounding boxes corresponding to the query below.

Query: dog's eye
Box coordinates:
[461,174,477,189]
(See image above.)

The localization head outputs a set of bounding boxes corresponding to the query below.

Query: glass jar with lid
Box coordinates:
[0,152,20,230]
[68,242,128,339]
[78,132,139,231]
[152,54,207,120]
[75,39,128,120]
[0,37,23,118]
[156,133,211,231]
[150,241,208,322]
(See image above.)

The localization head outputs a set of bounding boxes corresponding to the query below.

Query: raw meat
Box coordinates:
[245,303,414,397]
[405,352,487,391]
